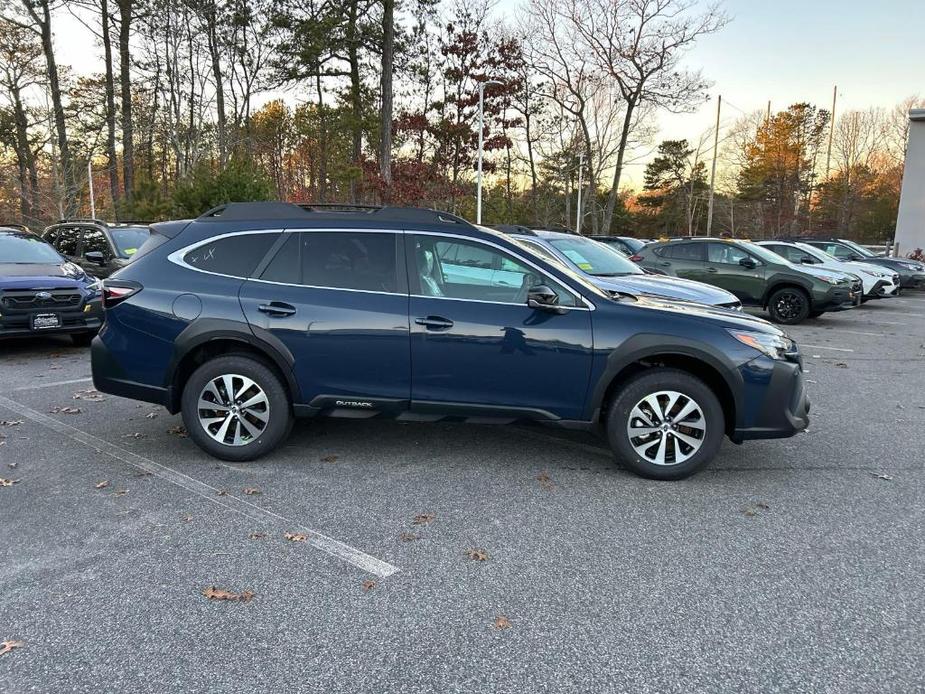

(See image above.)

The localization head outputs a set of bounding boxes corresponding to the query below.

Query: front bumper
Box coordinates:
[0,298,103,339]
[898,271,925,289]
[813,284,859,312]
[732,357,810,442]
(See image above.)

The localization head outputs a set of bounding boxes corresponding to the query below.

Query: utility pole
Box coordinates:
[476,80,502,224]
[706,95,722,237]
[825,85,837,177]
[576,151,585,234]
[88,160,96,218]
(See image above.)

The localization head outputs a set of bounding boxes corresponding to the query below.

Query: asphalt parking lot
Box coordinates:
[2,295,924,694]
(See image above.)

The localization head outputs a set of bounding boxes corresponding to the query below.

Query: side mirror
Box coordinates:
[527,284,565,313]
[848,253,863,261]
[739,257,757,269]
[84,251,107,266]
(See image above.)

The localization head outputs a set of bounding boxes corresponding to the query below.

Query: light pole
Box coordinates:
[576,150,585,234]
[476,79,502,224]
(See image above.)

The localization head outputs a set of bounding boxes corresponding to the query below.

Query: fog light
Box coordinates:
[84,304,92,313]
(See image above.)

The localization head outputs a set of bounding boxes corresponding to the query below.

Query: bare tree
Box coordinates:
[379,0,394,190]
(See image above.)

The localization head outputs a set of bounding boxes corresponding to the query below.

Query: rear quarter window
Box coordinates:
[182,232,280,277]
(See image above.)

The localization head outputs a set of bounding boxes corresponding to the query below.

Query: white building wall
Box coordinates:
[896,110,925,255]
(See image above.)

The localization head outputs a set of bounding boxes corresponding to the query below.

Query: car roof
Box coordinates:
[0,227,42,240]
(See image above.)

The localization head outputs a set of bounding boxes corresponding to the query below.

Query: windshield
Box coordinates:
[795,242,836,262]
[547,237,643,276]
[838,239,875,258]
[110,226,150,258]
[0,233,63,264]
[738,241,791,266]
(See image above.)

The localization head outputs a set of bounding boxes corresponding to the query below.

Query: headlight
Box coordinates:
[86,276,103,293]
[727,329,795,360]
[817,274,840,284]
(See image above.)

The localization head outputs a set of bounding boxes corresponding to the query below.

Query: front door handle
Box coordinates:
[258,302,297,317]
[415,316,454,330]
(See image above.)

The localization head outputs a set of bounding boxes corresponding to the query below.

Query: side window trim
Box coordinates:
[408,231,593,311]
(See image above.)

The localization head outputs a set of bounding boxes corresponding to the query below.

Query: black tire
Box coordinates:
[767,287,811,325]
[181,355,293,462]
[808,310,824,319]
[71,331,96,347]
[606,369,725,481]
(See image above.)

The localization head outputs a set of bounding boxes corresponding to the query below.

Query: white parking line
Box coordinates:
[811,329,882,338]
[0,394,399,579]
[800,344,855,353]
[13,377,93,391]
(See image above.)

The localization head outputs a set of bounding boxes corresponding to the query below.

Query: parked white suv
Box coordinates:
[758,241,899,301]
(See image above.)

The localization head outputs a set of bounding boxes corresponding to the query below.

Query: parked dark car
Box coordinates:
[42,219,151,278]
[0,227,103,344]
[589,235,649,256]
[502,228,742,309]
[789,237,925,289]
[92,202,810,480]
[631,238,862,324]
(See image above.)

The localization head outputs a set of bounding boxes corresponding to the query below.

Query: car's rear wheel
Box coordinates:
[606,369,725,480]
[181,355,292,462]
[767,287,810,324]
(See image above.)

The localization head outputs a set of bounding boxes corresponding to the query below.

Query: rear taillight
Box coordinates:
[102,280,142,309]
[629,254,644,262]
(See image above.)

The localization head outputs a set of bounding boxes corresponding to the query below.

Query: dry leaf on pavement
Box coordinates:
[320,454,338,463]
[216,490,228,496]
[412,513,435,526]
[248,532,267,540]
[399,532,420,542]
[114,489,129,496]
[0,479,20,487]
[536,472,553,490]
[167,425,188,438]
[285,532,307,542]
[72,389,105,401]
[202,587,255,603]
[869,472,893,481]
[49,406,82,415]
[0,420,23,426]
[243,487,261,495]
[0,640,24,655]
[494,616,512,630]
[95,480,110,489]
[362,580,377,592]
[145,412,159,419]
[465,548,489,561]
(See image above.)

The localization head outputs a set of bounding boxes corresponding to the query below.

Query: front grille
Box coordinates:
[0,288,82,312]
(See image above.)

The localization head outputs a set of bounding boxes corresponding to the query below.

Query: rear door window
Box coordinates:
[183,232,280,277]
[660,243,705,261]
[299,231,399,293]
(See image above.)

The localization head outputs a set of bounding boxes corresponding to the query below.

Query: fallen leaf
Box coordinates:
[869,472,893,481]
[216,490,228,496]
[494,616,512,630]
[95,480,110,489]
[320,454,338,463]
[145,412,159,419]
[362,579,377,592]
[0,478,20,487]
[412,513,435,526]
[48,406,81,415]
[248,532,267,540]
[465,548,489,562]
[0,420,24,426]
[834,362,848,368]
[181,515,193,522]
[243,487,262,496]
[133,471,153,478]
[742,501,769,517]
[202,587,255,603]
[7,462,17,469]
[167,425,188,438]
[72,389,105,401]
[536,472,553,489]
[285,532,307,542]
[0,640,24,656]
[113,489,129,497]
[122,432,146,439]
[399,532,420,542]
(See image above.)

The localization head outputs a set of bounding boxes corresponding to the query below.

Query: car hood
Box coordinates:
[623,294,787,336]
[0,262,88,289]
[862,257,924,272]
[589,273,739,306]
[844,261,892,278]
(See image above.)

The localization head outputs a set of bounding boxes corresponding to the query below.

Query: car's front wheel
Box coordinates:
[606,369,725,480]
[181,355,293,462]
[767,287,810,324]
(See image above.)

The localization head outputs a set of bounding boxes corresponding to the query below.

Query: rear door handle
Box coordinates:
[258,302,297,317]
[415,316,454,330]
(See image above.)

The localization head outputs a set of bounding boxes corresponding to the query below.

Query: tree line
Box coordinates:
[0,0,917,242]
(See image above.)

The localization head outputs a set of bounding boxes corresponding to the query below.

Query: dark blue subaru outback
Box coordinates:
[92,203,809,480]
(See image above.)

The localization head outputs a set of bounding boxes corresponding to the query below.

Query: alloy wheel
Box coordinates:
[774,292,805,322]
[625,390,706,466]
[197,373,270,446]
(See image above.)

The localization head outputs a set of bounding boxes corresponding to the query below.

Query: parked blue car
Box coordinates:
[91,203,809,480]
[496,227,742,310]
[0,227,103,345]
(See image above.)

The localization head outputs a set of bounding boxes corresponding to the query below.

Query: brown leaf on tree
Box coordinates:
[494,616,512,630]
[167,425,188,438]
[248,532,267,540]
[399,532,420,542]
[202,587,255,603]
[0,639,24,656]
[48,406,82,415]
[285,532,307,542]
[362,579,377,592]
[243,487,262,496]
[412,512,435,526]
[465,548,489,562]
[320,454,338,463]
[95,480,110,489]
